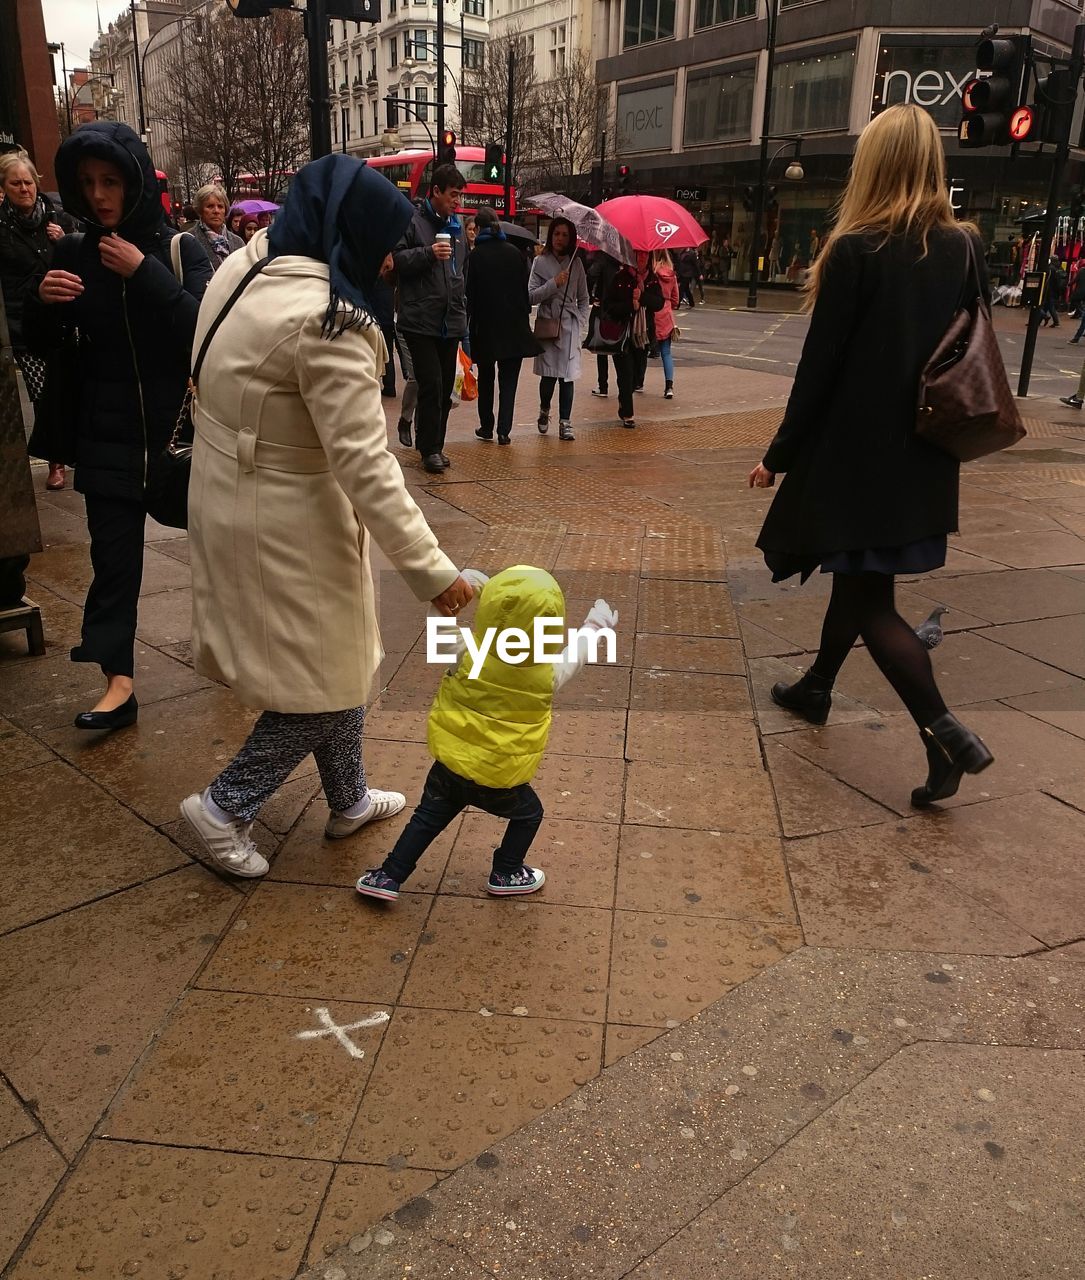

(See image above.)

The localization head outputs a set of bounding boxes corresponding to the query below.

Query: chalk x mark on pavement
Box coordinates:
[295,1007,390,1058]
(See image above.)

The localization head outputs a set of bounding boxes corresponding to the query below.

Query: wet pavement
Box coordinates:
[2,359,1085,1279]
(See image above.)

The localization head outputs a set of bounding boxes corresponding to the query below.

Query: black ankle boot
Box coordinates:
[911,712,994,807]
[769,672,833,725]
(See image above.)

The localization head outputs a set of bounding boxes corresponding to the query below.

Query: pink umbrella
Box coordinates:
[595,195,708,252]
[231,199,280,216]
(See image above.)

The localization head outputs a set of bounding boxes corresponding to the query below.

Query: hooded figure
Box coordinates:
[181,155,468,882]
[22,122,210,733]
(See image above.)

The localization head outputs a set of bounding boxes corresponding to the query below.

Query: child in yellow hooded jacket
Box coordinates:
[356,565,616,901]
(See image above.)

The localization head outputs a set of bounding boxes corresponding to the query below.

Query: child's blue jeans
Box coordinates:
[382,760,543,884]
[658,337,674,381]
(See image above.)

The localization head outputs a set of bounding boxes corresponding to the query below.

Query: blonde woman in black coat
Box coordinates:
[750,104,994,807]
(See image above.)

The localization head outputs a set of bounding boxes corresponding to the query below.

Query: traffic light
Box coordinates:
[483,142,504,185]
[741,185,755,213]
[617,163,633,194]
[959,34,1031,148]
[1036,66,1076,145]
[227,0,380,18]
[438,129,457,166]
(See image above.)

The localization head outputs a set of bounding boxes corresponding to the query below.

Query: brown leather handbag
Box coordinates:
[916,232,1026,462]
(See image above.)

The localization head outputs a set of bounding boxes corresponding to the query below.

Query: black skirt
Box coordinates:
[765,534,948,584]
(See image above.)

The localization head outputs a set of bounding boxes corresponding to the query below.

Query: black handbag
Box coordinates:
[145,254,268,529]
[584,307,630,354]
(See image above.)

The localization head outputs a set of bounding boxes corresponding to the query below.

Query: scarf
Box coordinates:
[1,195,47,232]
[268,154,415,339]
[202,222,232,259]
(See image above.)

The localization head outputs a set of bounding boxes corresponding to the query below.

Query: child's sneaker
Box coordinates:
[487,865,546,896]
[355,869,401,901]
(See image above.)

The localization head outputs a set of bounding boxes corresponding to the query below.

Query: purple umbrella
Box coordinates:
[231,199,280,216]
[525,192,634,265]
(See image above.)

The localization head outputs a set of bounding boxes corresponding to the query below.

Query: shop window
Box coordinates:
[623,0,676,49]
[684,64,756,145]
[695,0,755,28]
[770,47,854,134]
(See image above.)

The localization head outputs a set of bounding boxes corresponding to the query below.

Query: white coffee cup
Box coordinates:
[435,232,452,255]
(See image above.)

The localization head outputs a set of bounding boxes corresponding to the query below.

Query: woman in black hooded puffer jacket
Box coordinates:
[25,122,211,731]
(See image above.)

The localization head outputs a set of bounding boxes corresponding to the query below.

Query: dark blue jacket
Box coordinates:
[24,122,211,499]
[392,200,467,338]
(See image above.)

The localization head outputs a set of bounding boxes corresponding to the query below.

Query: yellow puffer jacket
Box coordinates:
[427,565,565,788]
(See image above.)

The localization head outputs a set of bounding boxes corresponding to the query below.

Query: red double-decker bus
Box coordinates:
[365,147,516,217]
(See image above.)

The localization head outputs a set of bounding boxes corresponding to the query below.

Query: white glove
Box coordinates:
[584,598,618,631]
[461,568,490,593]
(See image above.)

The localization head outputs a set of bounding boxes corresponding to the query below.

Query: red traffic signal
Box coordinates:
[1009,104,1036,142]
[438,129,457,165]
[959,32,1031,148]
[617,163,633,193]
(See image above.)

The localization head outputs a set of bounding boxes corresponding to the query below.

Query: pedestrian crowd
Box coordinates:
[4,101,1023,907]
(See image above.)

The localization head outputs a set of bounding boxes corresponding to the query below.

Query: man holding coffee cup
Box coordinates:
[393,165,468,474]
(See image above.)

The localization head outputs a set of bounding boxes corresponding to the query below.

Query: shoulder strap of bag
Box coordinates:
[959,229,988,316]
[169,232,184,283]
[554,257,575,318]
[192,256,268,383]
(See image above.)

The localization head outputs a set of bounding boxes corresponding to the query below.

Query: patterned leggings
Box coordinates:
[210,706,367,823]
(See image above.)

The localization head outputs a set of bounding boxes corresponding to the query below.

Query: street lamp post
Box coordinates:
[384,94,439,157]
[747,0,780,310]
[129,0,148,137]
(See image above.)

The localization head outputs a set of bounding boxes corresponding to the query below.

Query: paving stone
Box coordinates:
[0,865,236,1157]
[0,1081,35,1151]
[629,669,752,714]
[552,663,632,710]
[624,760,777,834]
[637,579,739,637]
[608,910,801,1026]
[271,798,459,896]
[399,897,611,1021]
[363,700,429,744]
[132,586,193,648]
[532,754,624,822]
[4,641,211,734]
[0,586,85,665]
[604,1024,661,1067]
[1046,779,1085,812]
[628,1043,1085,1280]
[954,529,1085,568]
[639,528,727,581]
[26,540,191,605]
[1043,940,1085,962]
[0,760,188,935]
[739,618,802,659]
[105,990,389,1160]
[31,498,92,547]
[8,1140,329,1280]
[910,567,1085,624]
[788,826,1041,955]
[554,534,643,573]
[42,687,256,824]
[985,613,1085,678]
[624,711,759,767]
[1004,682,1085,740]
[343,1008,601,1169]
[0,717,52,776]
[763,740,894,837]
[747,656,879,734]
[153,535,190,564]
[546,709,626,758]
[258,773,324,835]
[444,814,619,909]
[784,701,1085,817]
[0,1134,67,1272]
[633,634,745,674]
[198,882,431,1005]
[615,827,794,924]
[307,1164,437,1264]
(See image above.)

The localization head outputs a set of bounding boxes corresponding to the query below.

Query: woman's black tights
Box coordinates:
[809,573,948,728]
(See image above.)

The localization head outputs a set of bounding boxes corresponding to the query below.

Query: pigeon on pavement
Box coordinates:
[915,606,948,649]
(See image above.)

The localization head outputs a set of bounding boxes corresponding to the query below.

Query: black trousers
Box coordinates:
[476,357,523,438]
[380,323,398,395]
[632,344,648,389]
[596,354,610,392]
[383,760,543,884]
[403,332,459,458]
[610,348,637,419]
[72,493,146,678]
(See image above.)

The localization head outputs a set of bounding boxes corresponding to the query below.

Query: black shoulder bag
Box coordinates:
[145,254,268,530]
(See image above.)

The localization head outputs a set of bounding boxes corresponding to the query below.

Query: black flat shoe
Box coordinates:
[439,453,452,468]
[397,421,412,448]
[475,427,494,441]
[74,693,138,732]
[497,434,510,445]
[911,712,994,807]
[422,453,447,474]
[769,673,832,725]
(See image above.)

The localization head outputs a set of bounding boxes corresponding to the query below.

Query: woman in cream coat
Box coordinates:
[181,157,472,878]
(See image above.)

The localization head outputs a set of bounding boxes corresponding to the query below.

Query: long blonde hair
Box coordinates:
[806,104,974,301]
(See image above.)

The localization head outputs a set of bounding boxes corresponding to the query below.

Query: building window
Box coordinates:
[463,37,484,70]
[388,36,398,68]
[462,0,484,15]
[694,0,755,28]
[415,85,429,122]
[373,104,379,135]
[369,49,377,76]
[409,29,429,60]
[623,0,676,49]
[387,97,400,127]
[684,64,756,144]
[770,47,855,133]
[549,23,566,74]
[462,89,483,130]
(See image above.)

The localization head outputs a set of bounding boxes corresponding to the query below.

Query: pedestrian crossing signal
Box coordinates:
[484,142,504,184]
[618,163,633,194]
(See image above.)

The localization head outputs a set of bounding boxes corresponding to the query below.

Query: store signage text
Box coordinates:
[675,186,708,202]
[616,84,674,154]
[871,44,980,128]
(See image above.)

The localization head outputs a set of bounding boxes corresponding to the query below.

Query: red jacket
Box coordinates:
[652,265,680,341]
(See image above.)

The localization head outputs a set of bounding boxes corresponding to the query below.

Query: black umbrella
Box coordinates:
[500,221,538,245]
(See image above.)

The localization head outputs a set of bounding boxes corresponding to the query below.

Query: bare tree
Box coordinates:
[458,28,539,190]
[152,8,307,200]
[528,51,602,190]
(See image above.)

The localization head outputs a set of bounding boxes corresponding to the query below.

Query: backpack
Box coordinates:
[641,273,664,314]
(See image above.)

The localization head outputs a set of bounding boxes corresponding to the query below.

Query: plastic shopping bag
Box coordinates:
[458,346,478,402]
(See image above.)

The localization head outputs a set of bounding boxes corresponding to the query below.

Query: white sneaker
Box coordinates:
[180,792,269,878]
[324,788,406,840]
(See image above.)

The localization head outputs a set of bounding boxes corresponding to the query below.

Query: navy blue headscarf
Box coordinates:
[268,154,415,339]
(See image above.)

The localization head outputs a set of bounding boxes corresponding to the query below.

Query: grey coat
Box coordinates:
[191,220,245,272]
[528,252,589,380]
